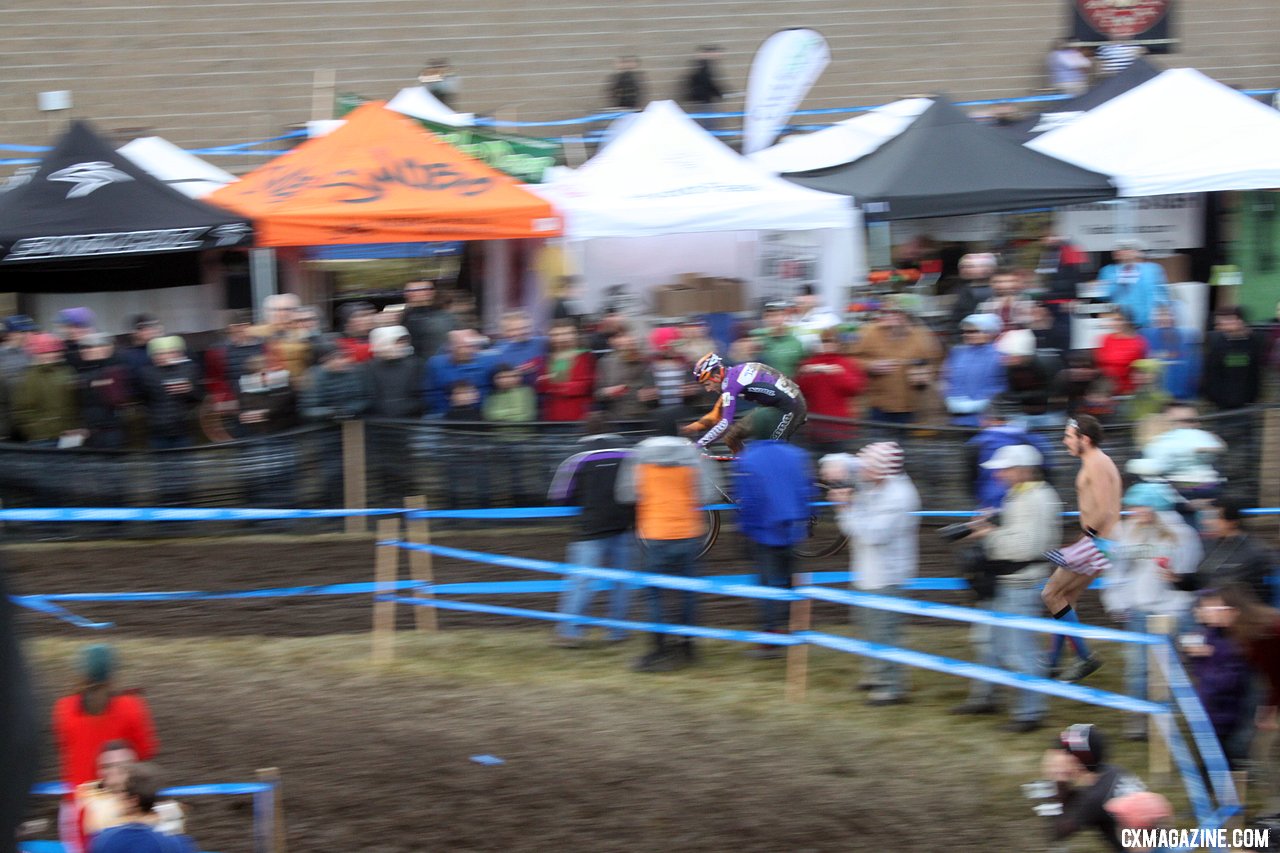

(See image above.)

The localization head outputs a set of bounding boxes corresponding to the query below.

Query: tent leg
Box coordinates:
[250,248,278,321]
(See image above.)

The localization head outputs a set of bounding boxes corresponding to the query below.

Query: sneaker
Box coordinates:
[866,689,908,706]
[1037,655,1063,680]
[950,700,1000,716]
[1000,719,1044,734]
[632,650,679,673]
[1058,655,1103,683]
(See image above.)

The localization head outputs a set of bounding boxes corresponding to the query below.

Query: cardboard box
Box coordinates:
[653,284,701,317]
[705,277,746,313]
[1152,253,1191,284]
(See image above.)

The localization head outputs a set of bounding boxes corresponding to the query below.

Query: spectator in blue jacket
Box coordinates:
[942,313,1007,426]
[1097,241,1170,330]
[965,397,1054,510]
[1140,304,1200,400]
[732,408,816,656]
[488,310,547,388]
[424,329,496,415]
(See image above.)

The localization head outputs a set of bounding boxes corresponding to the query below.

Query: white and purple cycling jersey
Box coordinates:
[698,361,805,447]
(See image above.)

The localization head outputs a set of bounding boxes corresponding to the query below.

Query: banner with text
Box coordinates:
[743,29,830,154]
[1055,194,1203,252]
[1070,0,1175,53]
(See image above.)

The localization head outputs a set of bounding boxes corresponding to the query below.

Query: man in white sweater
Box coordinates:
[951,443,1062,732]
[831,441,920,706]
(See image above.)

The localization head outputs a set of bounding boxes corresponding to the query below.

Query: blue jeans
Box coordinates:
[858,584,907,696]
[755,544,795,633]
[969,583,1047,721]
[643,537,701,630]
[557,533,635,640]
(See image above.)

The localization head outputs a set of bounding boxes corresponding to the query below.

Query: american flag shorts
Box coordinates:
[1044,535,1113,577]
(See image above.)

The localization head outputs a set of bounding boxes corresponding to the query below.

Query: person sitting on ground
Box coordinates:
[89,763,196,853]
[615,408,718,673]
[1039,723,1147,851]
[732,408,817,657]
[53,644,158,853]
[829,442,920,706]
[684,352,808,451]
[548,413,636,648]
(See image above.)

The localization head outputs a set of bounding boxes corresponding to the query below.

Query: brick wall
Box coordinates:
[2,0,1277,167]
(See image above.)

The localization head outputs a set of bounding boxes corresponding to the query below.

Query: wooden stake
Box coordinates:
[404,495,437,632]
[1147,613,1175,780]
[785,572,812,703]
[255,767,288,853]
[371,517,399,664]
[342,419,367,534]
[1260,409,1280,535]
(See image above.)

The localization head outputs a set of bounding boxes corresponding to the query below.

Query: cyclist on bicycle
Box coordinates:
[684,353,808,451]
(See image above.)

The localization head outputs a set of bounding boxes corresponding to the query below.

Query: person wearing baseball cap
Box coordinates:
[830,441,920,705]
[0,315,35,383]
[1040,723,1147,850]
[943,313,1007,426]
[951,442,1062,732]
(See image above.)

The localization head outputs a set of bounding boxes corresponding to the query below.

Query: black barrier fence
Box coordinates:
[0,407,1272,540]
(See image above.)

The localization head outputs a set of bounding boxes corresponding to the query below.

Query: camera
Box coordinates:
[938,513,1000,542]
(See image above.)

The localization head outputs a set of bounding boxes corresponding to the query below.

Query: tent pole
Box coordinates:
[250,248,278,322]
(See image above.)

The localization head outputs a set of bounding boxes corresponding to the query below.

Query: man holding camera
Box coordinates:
[951,443,1062,732]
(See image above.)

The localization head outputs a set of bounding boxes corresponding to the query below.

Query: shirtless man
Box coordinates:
[1042,414,1121,682]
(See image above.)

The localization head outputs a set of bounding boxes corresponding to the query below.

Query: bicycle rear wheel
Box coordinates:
[635,509,722,561]
[791,504,846,559]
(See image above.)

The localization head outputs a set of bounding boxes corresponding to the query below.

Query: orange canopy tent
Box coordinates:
[207,102,562,246]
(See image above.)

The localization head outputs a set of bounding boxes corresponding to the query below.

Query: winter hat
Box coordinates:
[819,453,860,483]
[1123,482,1176,512]
[857,441,904,477]
[146,336,186,357]
[960,313,1001,336]
[80,643,116,684]
[57,307,96,329]
[649,325,681,353]
[995,328,1036,357]
[27,333,64,355]
[1057,723,1105,772]
[369,325,410,357]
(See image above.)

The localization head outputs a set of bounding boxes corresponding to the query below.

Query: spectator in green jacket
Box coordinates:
[483,365,536,425]
[13,333,80,444]
[752,301,806,377]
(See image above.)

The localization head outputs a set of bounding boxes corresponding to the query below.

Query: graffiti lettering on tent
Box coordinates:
[321,158,492,204]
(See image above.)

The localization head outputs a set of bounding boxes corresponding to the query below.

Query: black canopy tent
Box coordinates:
[782,95,1116,221]
[1002,59,1162,143]
[0,120,251,292]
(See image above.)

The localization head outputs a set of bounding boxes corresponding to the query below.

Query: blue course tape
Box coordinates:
[1149,712,1219,840]
[800,631,1165,715]
[32,782,272,796]
[382,595,803,646]
[0,507,403,522]
[11,596,113,629]
[33,580,425,604]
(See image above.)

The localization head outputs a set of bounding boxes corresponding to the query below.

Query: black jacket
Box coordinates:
[685,59,724,103]
[402,305,453,362]
[549,434,635,539]
[139,359,204,438]
[1202,330,1266,410]
[363,357,425,419]
[1177,533,1274,603]
[300,365,369,422]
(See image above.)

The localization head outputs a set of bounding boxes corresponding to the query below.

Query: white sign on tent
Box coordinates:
[1055,194,1204,252]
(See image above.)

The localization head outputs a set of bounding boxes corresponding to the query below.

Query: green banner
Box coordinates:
[333,92,560,183]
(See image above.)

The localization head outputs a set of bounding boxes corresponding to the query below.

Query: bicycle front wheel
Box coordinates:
[791,505,846,559]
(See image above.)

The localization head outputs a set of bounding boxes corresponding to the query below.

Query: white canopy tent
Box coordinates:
[534,100,859,314]
[748,98,932,174]
[1028,68,1280,197]
[385,85,475,127]
[118,136,237,198]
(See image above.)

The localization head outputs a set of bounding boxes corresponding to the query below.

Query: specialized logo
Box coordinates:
[210,223,252,247]
[48,161,134,198]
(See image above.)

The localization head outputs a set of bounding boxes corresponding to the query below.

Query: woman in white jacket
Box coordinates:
[1104,482,1203,739]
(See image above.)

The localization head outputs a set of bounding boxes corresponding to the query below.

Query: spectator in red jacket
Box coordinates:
[53,644,158,853]
[537,321,595,422]
[795,328,866,454]
[1094,310,1147,397]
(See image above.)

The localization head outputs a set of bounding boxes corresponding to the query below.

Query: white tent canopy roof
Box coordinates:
[748,98,932,173]
[1028,67,1280,197]
[117,136,237,198]
[534,100,854,239]
[385,86,475,127]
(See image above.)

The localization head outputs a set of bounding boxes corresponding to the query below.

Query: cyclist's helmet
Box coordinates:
[694,352,725,384]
